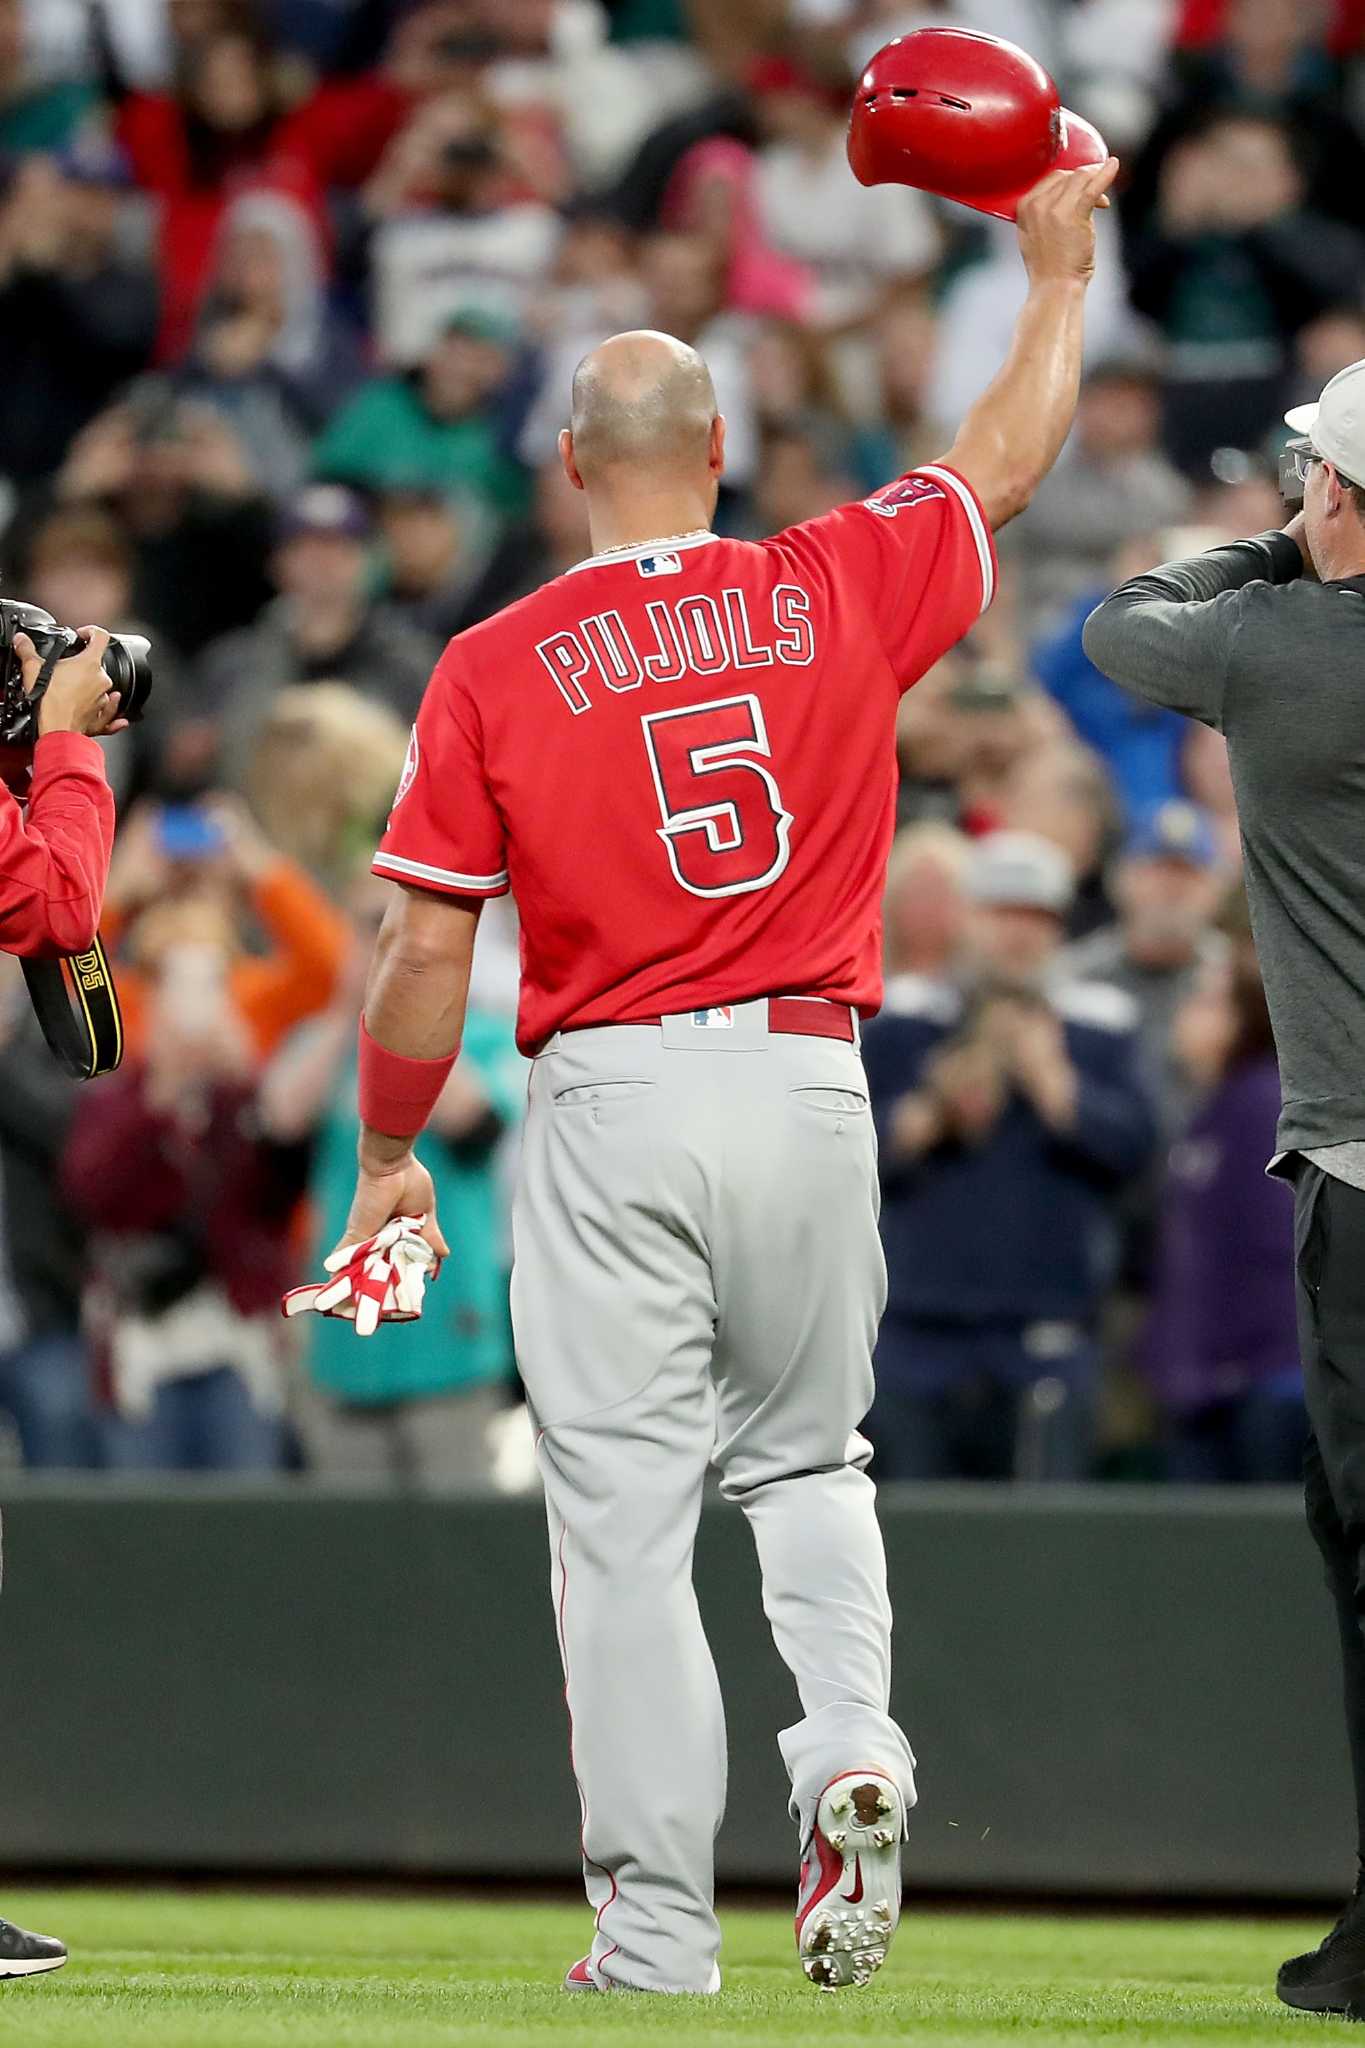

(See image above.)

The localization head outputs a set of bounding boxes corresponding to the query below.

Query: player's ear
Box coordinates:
[709,414,726,479]
[559,427,585,494]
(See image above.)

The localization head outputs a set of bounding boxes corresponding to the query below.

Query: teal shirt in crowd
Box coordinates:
[0,83,98,153]
[307,1009,525,1406]
[313,378,529,520]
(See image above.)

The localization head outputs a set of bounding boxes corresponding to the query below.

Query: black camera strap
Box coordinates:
[20,936,124,1080]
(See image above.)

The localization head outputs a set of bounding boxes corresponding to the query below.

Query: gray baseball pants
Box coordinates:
[510,1001,917,1993]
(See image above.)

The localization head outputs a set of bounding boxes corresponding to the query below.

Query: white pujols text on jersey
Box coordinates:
[535,585,815,716]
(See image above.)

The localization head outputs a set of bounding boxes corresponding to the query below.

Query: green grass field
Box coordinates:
[0,1890,1334,2046]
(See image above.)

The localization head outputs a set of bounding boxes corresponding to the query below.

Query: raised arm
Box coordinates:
[1081,526,1304,728]
[941,157,1120,531]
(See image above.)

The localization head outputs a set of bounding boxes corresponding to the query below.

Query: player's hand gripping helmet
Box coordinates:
[847,27,1107,222]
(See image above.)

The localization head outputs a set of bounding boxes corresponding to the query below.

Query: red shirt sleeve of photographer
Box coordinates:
[0,733,116,958]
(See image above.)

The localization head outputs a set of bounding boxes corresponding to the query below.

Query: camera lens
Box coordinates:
[101,635,153,723]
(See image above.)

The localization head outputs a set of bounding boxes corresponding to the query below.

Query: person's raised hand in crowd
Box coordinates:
[1159,138,1223,237]
[142,965,253,1126]
[361,91,490,218]
[56,406,139,504]
[173,405,255,499]
[1015,154,1121,290]
[103,802,171,918]
[923,1036,1008,1144]
[199,791,277,887]
[986,995,1080,1138]
[15,626,127,739]
[1204,120,1302,232]
[1172,956,1236,1089]
[0,157,69,282]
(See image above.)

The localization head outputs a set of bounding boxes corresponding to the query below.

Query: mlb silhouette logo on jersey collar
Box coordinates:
[638,551,683,577]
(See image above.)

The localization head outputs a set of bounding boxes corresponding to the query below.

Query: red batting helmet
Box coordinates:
[847,28,1107,222]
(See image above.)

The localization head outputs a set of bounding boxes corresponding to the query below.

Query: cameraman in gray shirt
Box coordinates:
[1084,359,1365,2015]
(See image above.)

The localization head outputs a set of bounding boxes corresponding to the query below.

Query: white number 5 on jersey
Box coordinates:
[641,694,794,899]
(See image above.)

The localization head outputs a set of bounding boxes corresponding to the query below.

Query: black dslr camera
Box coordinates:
[0,598,152,747]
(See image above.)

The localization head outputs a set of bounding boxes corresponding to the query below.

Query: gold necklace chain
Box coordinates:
[590,528,713,556]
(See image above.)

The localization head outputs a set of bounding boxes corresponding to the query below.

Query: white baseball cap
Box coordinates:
[1285,357,1365,485]
[966,831,1075,915]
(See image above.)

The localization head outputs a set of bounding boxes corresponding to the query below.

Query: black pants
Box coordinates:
[1295,1159,1365,1870]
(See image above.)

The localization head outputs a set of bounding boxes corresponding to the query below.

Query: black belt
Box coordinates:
[21,934,124,1079]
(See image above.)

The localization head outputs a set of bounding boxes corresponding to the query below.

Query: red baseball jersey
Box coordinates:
[374,464,995,1052]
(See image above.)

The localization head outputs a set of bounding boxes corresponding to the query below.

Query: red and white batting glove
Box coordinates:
[281,1215,440,1337]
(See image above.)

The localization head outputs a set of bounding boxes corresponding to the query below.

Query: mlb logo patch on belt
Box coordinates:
[692,1006,733,1028]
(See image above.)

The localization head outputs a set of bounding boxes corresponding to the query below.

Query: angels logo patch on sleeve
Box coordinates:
[392,725,420,813]
[863,474,946,519]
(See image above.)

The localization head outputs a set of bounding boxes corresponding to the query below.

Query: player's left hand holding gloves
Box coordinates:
[281,1216,440,1337]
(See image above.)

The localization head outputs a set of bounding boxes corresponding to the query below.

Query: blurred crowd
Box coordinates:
[0,0,1347,1483]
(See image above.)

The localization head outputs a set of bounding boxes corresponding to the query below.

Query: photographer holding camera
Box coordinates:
[0,624,122,1982]
[0,620,143,1980]
[0,625,125,958]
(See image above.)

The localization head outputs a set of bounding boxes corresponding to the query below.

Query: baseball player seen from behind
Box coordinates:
[335,155,1119,1994]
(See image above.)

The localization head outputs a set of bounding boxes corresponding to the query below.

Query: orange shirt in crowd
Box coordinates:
[106,856,350,1064]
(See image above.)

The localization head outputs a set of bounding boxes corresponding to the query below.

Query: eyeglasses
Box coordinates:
[1290,445,1363,492]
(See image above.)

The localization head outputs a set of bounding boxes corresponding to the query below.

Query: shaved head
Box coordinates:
[569,330,719,481]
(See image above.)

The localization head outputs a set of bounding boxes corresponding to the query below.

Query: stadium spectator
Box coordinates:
[882,823,971,991]
[61,932,303,1472]
[1131,0,1365,234]
[262,880,524,1486]
[193,484,438,787]
[1001,740,1120,938]
[0,957,94,1469]
[365,93,561,367]
[1142,914,1306,1481]
[1007,362,1190,635]
[1031,532,1195,824]
[895,656,1066,834]
[1125,113,1365,471]
[0,0,99,152]
[850,292,947,490]
[375,484,488,646]
[746,415,859,534]
[313,307,529,518]
[243,684,410,897]
[54,391,275,659]
[117,23,325,360]
[1066,800,1227,1134]
[0,149,159,490]
[18,504,178,808]
[99,793,349,1066]
[749,53,939,327]
[180,189,364,500]
[863,831,1155,1481]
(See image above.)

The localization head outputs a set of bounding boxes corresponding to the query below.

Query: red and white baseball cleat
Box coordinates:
[795,1770,904,1991]
[563,1957,600,1991]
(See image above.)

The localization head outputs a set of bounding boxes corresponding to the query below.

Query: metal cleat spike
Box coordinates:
[828,1794,850,1817]
[872,1827,895,1849]
[875,1791,894,1817]
[874,1901,894,1926]
[827,1830,847,1853]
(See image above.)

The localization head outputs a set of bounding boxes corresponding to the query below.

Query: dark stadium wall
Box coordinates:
[0,1482,1348,1898]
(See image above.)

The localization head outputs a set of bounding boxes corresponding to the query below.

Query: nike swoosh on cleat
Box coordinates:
[841,1860,864,1904]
